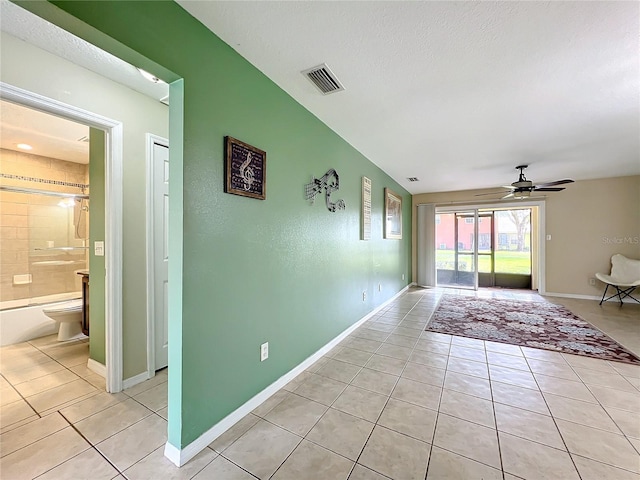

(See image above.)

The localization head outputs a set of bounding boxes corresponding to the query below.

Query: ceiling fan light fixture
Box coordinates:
[514,191,531,200]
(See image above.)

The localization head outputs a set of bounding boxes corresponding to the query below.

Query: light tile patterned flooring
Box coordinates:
[1,287,639,479]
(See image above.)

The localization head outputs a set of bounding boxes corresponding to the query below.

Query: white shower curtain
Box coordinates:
[417,204,437,287]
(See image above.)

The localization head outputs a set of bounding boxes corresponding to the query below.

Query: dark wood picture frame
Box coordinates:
[224,136,266,200]
[384,188,402,239]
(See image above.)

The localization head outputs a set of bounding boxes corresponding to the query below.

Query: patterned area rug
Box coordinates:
[427,296,640,365]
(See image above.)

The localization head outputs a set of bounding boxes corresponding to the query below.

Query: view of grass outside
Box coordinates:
[436,250,531,274]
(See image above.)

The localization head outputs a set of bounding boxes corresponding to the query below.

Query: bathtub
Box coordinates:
[0,292,81,346]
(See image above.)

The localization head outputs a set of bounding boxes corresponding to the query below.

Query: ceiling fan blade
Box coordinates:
[534,187,565,192]
[501,185,516,190]
[501,193,514,199]
[534,179,574,188]
[474,191,511,196]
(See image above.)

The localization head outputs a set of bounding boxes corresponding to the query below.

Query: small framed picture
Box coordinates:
[224,136,266,200]
[384,188,402,239]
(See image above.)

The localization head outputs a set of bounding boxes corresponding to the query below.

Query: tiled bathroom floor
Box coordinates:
[1,288,639,479]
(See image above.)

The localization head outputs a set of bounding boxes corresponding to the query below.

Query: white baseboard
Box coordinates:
[87,359,106,378]
[122,371,151,390]
[544,291,637,304]
[163,284,411,467]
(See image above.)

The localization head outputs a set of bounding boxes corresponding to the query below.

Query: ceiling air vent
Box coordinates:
[302,63,344,95]
[407,177,420,182]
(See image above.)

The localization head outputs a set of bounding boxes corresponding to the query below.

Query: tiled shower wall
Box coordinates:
[0,148,89,303]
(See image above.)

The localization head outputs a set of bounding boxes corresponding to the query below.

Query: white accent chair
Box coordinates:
[596,254,640,306]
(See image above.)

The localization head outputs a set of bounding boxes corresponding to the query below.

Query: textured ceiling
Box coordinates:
[179,1,639,194]
[0,100,89,164]
[0,0,169,164]
[0,0,169,103]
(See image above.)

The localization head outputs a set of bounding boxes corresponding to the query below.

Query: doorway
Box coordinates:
[1,82,125,392]
[436,207,533,290]
[147,135,169,373]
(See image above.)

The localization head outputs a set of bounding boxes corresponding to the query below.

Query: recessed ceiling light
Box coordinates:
[17,143,33,150]
[137,68,165,84]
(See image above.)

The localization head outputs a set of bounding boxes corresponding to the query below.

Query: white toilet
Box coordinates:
[43,300,84,341]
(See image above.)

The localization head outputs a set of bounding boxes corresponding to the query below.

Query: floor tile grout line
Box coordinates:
[533,350,638,440]
[216,453,261,479]
[363,289,440,479]
[524,353,585,480]
[0,371,41,420]
[70,405,156,450]
[486,356,507,480]
[57,410,126,477]
[568,451,640,476]
[423,290,448,480]
[10,338,101,410]
[291,290,433,478]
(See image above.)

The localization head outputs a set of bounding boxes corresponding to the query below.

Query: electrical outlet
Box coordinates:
[362,291,367,302]
[546,234,552,241]
[260,342,269,362]
[589,278,596,286]
[94,241,104,256]
[378,283,382,292]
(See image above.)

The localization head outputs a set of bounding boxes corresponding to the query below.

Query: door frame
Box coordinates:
[1,82,124,392]
[436,200,546,294]
[145,133,169,377]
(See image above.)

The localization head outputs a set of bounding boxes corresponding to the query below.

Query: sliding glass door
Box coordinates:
[435,207,533,290]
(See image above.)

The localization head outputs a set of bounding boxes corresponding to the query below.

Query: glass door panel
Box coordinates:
[454,213,476,288]
[493,209,532,289]
[435,213,456,286]
[494,209,531,274]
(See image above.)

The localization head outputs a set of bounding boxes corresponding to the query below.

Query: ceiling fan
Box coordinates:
[476,165,574,199]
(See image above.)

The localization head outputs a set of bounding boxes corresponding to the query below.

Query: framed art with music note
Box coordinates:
[224,136,266,200]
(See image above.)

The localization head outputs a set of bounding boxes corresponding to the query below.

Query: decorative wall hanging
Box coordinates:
[362,177,371,240]
[304,168,346,212]
[384,188,402,239]
[224,136,266,200]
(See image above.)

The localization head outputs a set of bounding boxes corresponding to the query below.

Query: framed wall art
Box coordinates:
[362,176,371,240]
[224,136,266,200]
[384,188,402,239]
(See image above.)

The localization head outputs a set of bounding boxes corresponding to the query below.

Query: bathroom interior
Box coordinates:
[0,99,92,355]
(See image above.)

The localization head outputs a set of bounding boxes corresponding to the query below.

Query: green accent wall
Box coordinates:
[24,1,413,448]
[88,128,105,365]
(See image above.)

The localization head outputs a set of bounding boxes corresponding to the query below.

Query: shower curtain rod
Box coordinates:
[0,185,89,199]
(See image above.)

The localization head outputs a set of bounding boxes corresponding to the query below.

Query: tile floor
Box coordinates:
[1,287,639,479]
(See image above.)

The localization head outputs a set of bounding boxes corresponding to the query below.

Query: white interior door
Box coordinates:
[153,141,169,370]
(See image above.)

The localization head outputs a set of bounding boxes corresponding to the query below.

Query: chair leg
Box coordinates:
[599,284,610,305]
[615,286,624,306]
[600,285,639,306]
[618,286,640,305]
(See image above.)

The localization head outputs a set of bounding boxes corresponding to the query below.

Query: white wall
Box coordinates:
[1,31,169,378]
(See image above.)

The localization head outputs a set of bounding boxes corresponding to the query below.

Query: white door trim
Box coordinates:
[145,133,169,377]
[1,82,124,392]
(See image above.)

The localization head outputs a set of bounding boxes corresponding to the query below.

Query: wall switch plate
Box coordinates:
[260,342,269,362]
[402,274,405,280]
[94,241,104,256]
[378,283,382,292]
[546,234,552,241]
[362,291,367,301]
[589,278,596,286]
